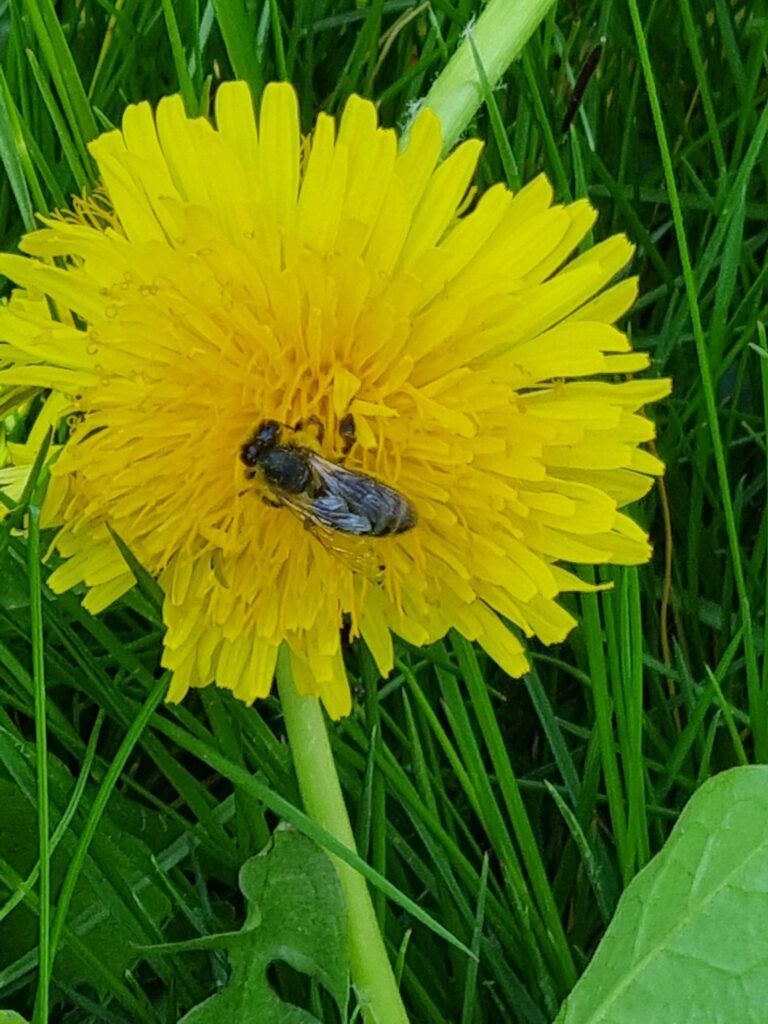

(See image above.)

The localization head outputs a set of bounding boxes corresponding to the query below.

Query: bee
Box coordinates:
[240,415,417,537]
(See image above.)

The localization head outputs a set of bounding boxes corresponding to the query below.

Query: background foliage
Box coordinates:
[1,0,767,1021]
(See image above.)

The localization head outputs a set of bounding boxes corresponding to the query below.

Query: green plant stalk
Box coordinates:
[406,0,557,153]
[267,0,288,81]
[211,0,264,100]
[276,650,410,1024]
[581,582,631,883]
[29,503,50,1024]
[161,0,198,115]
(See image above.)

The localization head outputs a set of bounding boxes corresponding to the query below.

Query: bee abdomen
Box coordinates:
[364,489,418,536]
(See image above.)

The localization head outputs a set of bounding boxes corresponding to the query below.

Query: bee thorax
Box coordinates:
[260,448,312,493]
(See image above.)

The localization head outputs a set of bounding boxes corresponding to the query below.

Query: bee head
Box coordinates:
[240,419,282,467]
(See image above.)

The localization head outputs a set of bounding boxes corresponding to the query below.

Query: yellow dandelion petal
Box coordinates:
[89,125,172,244]
[82,575,135,612]
[523,200,598,283]
[214,81,260,178]
[337,98,399,258]
[549,565,609,594]
[258,82,300,229]
[47,541,123,597]
[297,114,344,252]
[571,468,656,506]
[359,599,396,676]
[568,233,635,280]
[234,638,280,704]
[572,278,639,324]
[508,173,554,218]
[155,96,218,206]
[393,107,443,210]
[0,82,669,717]
[290,643,352,720]
[0,255,104,326]
[517,593,578,645]
[587,513,654,565]
[400,138,483,267]
[121,101,180,207]
[603,353,651,373]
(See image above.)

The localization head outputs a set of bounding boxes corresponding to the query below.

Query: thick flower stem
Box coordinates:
[276,650,409,1024]
[408,0,557,153]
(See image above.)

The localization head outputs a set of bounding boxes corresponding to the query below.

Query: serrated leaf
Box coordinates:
[179,827,348,1023]
[557,766,768,1023]
[0,776,170,994]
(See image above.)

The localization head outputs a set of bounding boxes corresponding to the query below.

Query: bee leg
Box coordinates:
[261,495,282,509]
[339,412,356,458]
[294,414,325,446]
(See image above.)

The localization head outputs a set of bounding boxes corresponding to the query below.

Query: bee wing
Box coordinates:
[273,486,383,580]
[305,455,380,534]
[271,462,373,535]
[306,452,415,535]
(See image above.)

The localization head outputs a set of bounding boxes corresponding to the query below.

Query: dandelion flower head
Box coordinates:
[0,83,669,717]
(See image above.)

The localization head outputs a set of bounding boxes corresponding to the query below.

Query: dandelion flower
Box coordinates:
[0,83,669,718]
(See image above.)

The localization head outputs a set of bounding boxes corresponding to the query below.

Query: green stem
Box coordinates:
[406,0,557,153]
[29,503,50,1024]
[276,649,409,1024]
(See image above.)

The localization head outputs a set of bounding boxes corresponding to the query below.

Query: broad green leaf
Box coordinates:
[179,827,348,1023]
[557,767,768,1023]
[0,776,170,994]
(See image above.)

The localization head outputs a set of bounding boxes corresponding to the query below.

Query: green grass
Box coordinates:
[1,1,768,1021]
